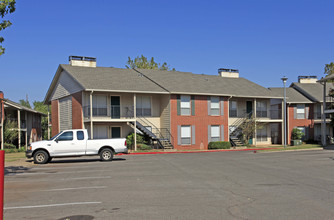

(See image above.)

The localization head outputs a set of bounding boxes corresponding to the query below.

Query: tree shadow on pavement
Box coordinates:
[5,166,31,176]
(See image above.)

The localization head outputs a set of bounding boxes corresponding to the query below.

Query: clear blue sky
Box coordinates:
[1,0,334,105]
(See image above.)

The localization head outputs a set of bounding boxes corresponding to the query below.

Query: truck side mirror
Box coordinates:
[55,139,58,143]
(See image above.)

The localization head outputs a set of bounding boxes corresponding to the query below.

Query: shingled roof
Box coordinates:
[137,69,282,98]
[60,64,169,94]
[45,64,283,102]
[268,87,312,103]
[291,82,333,102]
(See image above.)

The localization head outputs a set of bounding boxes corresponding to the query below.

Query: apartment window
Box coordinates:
[181,95,191,115]
[229,101,237,117]
[315,104,321,119]
[181,125,191,145]
[210,97,220,115]
[210,125,220,142]
[92,95,107,116]
[296,104,305,119]
[136,96,151,117]
[256,101,267,117]
[256,127,267,142]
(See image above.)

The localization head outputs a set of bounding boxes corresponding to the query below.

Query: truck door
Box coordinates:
[53,131,86,156]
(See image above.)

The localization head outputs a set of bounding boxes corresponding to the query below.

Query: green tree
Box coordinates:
[4,115,18,145]
[19,99,31,108]
[238,116,264,146]
[126,55,175,71]
[325,62,334,76]
[33,101,49,140]
[0,0,16,55]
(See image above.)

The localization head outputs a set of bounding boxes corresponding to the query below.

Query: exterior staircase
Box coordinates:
[229,112,253,147]
[127,119,174,150]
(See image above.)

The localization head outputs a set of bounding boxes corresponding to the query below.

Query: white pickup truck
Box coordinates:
[26,129,128,164]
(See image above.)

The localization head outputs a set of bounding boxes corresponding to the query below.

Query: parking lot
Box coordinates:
[4,149,334,220]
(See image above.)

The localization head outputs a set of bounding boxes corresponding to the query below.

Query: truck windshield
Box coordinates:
[50,132,62,140]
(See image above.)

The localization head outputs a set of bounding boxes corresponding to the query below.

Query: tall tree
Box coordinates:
[19,99,31,108]
[33,101,49,140]
[324,62,334,76]
[0,0,16,55]
[126,55,175,71]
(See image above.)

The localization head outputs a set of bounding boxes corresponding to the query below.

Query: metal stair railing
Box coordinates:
[229,111,253,146]
[126,107,174,149]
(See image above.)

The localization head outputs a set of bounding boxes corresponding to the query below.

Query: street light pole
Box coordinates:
[281,77,288,148]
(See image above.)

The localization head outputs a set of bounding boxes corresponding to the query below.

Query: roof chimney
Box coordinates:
[69,56,96,67]
[298,76,317,84]
[218,68,239,78]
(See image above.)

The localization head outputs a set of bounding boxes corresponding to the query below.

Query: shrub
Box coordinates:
[137,144,152,151]
[291,128,304,140]
[126,132,146,149]
[4,143,16,149]
[208,141,231,149]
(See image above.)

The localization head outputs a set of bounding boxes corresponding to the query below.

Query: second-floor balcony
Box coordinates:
[83,105,153,120]
[84,105,133,119]
[229,109,282,120]
[314,112,330,120]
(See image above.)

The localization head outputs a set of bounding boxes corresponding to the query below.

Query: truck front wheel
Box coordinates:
[100,148,113,161]
[34,150,49,164]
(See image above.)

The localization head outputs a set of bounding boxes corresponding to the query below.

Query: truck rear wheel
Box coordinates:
[100,148,113,161]
[34,150,49,164]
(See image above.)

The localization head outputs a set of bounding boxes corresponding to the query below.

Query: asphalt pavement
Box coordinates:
[4,149,334,220]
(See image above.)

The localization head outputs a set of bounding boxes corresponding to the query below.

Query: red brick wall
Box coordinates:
[288,104,314,143]
[72,92,83,129]
[51,100,59,137]
[171,95,229,150]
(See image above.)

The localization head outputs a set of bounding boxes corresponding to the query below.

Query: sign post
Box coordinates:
[0,150,4,220]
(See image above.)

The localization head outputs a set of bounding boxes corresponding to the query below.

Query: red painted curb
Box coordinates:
[116,147,281,156]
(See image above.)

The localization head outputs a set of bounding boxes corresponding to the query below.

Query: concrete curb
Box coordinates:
[116,147,281,156]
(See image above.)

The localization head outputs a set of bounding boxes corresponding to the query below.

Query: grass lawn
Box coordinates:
[4,152,26,162]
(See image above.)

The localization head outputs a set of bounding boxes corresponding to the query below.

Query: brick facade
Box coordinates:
[72,92,83,129]
[171,94,229,150]
[288,104,314,143]
[51,99,59,137]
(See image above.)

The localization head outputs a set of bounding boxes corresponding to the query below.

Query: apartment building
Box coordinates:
[0,91,46,149]
[270,76,333,144]
[44,56,283,150]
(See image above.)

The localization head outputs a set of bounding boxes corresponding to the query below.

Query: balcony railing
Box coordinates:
[229,110,282,119]
[314,112,330,119]
[84,105,134,119]
[325,96,334,111]
[7,118,27,128]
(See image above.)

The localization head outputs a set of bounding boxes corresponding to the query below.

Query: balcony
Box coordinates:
[229,109,282,119]
[83,105,135,120]
[7,118,27,129]
[325,96,334,112]
[314,112,330,120]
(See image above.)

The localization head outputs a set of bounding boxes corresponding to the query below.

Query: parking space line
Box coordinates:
[44,186,107,191]
[4,202,102,210]
[5,186,107,193]
[6,170,113,176]
[5,176,111,183]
